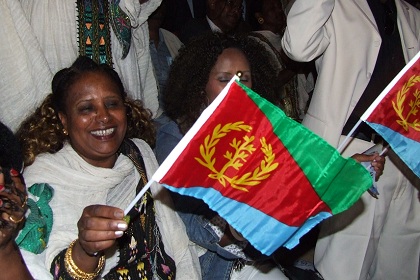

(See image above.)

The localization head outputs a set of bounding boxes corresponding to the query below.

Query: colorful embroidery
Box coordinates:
[77,0,113,65]
[109,0,132,59]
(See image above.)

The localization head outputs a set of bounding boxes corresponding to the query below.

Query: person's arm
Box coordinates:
[281,0,335,62]
[0,168,33,280]
[0,242,33,280]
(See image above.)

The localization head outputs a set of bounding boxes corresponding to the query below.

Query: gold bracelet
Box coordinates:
[64,239,105,280]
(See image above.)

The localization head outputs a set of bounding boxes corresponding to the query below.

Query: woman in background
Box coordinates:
[156,32,288,280]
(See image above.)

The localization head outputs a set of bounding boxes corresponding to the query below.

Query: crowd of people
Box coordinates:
[0,0,419,279]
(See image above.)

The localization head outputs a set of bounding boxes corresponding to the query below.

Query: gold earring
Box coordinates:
[258,17,264,25]
[63,128,68,135]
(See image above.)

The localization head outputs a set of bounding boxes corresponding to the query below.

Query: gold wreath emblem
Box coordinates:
[195,121,279,192]
[393,75,420,132]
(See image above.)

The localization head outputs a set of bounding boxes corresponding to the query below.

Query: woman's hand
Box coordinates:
[0,168,27,246]
[73,205,128,272]
[0,167,33,279]
[352,153,386,181]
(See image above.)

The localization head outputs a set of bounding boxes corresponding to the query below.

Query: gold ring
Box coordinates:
[9,215,25,224]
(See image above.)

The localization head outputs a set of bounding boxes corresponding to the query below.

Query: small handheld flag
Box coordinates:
[150,77,372,256]
[358,51,420,178]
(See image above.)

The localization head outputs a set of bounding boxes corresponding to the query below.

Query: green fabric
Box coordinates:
[240,82,372,214]
[16,183,53,254]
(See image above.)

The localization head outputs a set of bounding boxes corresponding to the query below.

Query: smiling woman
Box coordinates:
[15,56,200,280]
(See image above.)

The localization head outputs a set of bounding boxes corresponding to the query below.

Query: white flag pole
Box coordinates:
[124,180,155,215]
[337,119,363,153]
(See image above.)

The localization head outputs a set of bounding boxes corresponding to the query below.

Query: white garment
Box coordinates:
[160,28,183,59]
[0,0,161,132]
[20,251,52,280]
[22,139,201,279]
[282,0,420,279]
[315,138,420,280]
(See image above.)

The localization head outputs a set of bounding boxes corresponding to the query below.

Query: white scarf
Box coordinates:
[23,139,201,279]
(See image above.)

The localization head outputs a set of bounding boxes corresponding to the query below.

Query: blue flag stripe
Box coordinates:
[163,184,332,255]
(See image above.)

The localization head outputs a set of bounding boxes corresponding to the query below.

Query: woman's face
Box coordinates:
[205,48,252,103]
[210,0,243,33]
[58,71,127,168]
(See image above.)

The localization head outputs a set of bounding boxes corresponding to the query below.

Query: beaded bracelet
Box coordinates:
[64,240,105,280]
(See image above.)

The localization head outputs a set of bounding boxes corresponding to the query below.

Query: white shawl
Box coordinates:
[23,139,200,279]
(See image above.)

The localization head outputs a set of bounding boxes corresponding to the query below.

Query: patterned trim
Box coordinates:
[77,0,113,66]
[109,0,132,59]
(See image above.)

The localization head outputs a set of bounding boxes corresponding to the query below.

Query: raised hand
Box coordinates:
[77,205,128,256]
[352,153,386,181]
[71,205,128,273]
[0,168,27,246]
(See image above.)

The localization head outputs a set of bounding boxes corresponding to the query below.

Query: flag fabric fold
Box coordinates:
[360,51,420,178]
[153,78,372,255]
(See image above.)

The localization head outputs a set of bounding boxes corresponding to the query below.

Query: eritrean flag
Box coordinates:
[151,77,372,255]
[360,51,420,178]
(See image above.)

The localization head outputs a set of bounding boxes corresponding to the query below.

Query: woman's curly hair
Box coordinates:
[163,32,282,134]
[17,56,155,167]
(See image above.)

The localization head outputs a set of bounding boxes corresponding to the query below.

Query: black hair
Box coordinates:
[163,32,281,134]
[0,121,23,171]
[51,56,126,114]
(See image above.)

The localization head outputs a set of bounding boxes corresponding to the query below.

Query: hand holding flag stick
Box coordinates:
[364,146,389,199]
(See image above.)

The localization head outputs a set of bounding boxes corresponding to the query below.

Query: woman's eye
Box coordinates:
[106,100,122,108]
[218,77,232,83]
[78,105,93,113]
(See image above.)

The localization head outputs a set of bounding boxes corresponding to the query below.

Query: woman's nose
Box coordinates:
[96,107,110,123]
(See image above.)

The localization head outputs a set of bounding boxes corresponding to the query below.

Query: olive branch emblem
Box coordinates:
[393,75,420,131]
[195,121,279,192]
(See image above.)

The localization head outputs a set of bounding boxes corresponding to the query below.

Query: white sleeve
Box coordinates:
[281,0,335,62]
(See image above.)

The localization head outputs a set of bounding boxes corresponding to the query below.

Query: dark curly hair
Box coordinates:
[163,32,283,134]
[17,56,155,166]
